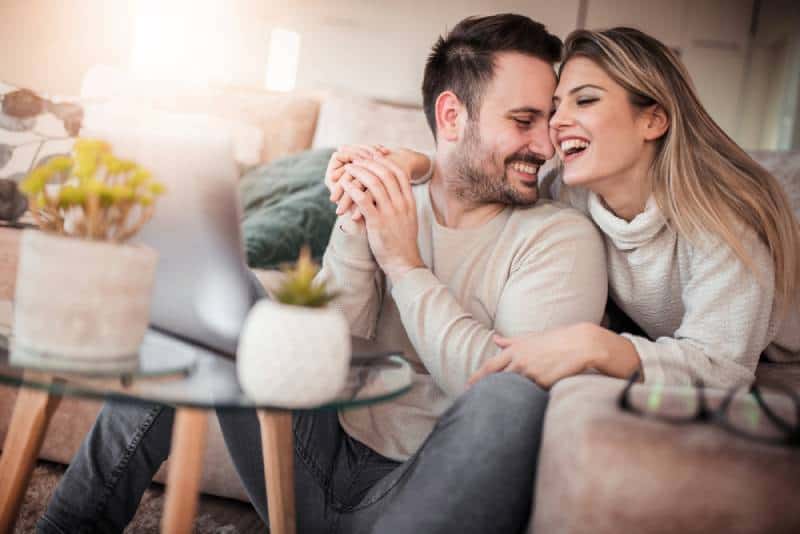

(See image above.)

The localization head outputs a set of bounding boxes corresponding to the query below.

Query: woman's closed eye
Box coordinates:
[577,97,599,106]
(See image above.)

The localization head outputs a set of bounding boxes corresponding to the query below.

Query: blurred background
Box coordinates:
[1,0,798,151]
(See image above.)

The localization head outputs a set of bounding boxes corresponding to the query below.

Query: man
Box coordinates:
[39,14,606,534]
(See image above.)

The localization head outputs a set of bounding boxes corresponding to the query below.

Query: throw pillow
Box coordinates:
[311,93,435,153]
[240,148,337,269]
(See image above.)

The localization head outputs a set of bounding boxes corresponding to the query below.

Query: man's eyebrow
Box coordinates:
[507,107,546,116]
[553,84,607,102]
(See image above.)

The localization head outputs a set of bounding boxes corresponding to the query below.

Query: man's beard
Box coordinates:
[450,122,543,207]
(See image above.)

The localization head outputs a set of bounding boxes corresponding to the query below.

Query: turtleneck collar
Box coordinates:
[588,191,667,250]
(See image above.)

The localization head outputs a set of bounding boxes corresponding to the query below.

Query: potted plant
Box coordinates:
[13,138,165,363]
[237,247,351,407]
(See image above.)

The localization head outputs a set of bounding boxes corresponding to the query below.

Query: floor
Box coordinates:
[13,460,264,533]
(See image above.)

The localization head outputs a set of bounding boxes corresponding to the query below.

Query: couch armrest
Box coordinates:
[530,374,800,534]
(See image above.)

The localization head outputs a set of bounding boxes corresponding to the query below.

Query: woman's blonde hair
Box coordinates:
[561,27,800,310]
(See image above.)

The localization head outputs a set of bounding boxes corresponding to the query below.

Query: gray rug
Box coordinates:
[13,461,264,533]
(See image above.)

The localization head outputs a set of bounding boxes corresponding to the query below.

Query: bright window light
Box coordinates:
[130,0,232,85]
[265,29,301,92]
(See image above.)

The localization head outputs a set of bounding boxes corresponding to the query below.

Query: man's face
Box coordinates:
[450,52,557,206]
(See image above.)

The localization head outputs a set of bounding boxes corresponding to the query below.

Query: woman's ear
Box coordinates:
[435,91,466,143]
[642,104,669,141]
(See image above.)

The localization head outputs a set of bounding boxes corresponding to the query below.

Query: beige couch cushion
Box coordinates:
[311,93,434,153]
[532,373,800,534]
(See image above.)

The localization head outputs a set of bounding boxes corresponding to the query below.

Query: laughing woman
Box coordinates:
[468,27,800,388]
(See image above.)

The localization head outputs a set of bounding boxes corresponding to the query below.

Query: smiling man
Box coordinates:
[220,14,607,533]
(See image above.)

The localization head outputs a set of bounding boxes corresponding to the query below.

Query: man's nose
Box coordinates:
[529,122,555,160]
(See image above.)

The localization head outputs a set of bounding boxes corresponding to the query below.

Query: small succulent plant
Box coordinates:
[274,246,338,308]
[18,139,166,242]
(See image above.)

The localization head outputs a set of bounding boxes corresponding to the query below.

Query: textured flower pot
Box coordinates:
[13,230,158,361]
[237,299,351,408]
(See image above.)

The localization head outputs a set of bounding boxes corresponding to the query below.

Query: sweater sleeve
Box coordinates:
[623,230,775,388]
[390,212,607,398]
[316,216,385,339]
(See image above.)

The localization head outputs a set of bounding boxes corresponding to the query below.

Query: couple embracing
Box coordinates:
[40,13,799,534]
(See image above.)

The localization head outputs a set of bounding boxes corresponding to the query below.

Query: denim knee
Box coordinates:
[450,372,549,442]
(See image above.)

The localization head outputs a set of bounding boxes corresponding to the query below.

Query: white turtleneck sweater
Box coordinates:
[563,185,800,388]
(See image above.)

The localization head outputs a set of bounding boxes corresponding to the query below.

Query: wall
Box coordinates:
[1,0,797,147]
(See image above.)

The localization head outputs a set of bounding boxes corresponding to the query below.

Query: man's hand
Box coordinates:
[325,144,389,222]
[340,157,425,283]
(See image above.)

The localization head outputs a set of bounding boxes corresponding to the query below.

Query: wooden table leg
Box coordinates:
[0,382,62,533]
[258,410,296,534]
[161,407,208,534]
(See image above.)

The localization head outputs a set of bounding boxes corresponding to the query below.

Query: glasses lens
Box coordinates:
[626,382,700,420]
[723,386,798,441]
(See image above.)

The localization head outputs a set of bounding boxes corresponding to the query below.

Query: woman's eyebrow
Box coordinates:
[554,84,607,104]
[568,84,606,95]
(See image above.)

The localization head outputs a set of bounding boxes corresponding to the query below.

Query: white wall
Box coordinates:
[1,0,797,147]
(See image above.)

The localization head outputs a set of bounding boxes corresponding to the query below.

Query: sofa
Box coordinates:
[1,67,799,533]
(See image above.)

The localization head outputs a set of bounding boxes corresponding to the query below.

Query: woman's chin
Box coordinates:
[561,169,593,187]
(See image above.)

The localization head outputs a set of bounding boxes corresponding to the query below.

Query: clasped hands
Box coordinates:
[325,145,425,283]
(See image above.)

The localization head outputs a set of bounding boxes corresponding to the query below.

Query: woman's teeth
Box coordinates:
[510,162,539,175]
[560,139,590,155]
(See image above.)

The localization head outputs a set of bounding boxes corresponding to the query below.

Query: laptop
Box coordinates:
[84,109,259,356]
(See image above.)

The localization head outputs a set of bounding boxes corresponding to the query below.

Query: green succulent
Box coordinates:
[274,246,338,308]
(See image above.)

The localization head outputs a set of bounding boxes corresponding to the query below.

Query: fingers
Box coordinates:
[373,156,414,207]
[340,178,378,220]
[351,159,406,212]
[493,335,512,348]
[345,164,393,214]
[467,351,513,387]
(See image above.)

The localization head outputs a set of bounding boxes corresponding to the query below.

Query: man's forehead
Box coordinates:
[482,52,556,113]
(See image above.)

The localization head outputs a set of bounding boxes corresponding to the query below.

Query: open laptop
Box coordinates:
[84,109,260,357]
[83,107,392,361]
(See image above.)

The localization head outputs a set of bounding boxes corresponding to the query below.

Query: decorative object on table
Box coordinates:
[12,139,166,363]
[237,246,351,408]
[0,178,27,225]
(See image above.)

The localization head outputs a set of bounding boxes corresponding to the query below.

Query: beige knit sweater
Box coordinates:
[565,186,800,388]
[318,181,607,460]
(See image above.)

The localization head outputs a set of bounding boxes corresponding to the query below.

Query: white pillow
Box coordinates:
[311,93,435,153]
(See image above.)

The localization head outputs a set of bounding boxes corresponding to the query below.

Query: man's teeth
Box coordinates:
[560,139,590,153]
[510,162,539,175]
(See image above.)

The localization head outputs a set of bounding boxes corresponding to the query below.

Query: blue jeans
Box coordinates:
[38,373,548,534]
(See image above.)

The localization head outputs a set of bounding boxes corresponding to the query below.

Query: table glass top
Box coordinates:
[0,330,412,411]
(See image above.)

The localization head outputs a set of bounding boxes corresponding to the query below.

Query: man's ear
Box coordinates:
[642,104,669,141]
[435,91,466,142]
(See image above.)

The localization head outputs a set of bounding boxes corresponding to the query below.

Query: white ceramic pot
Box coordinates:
[236,299,351,408]
[13,230,158,361]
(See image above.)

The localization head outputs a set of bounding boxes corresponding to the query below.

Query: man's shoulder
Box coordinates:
[507,199,595,233]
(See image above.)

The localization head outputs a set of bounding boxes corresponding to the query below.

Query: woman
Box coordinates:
[335,27,800,389]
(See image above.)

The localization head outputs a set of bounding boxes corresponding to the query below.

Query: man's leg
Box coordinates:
[216,407,401,532]
[37,401,175,534]
[363,372,548,534]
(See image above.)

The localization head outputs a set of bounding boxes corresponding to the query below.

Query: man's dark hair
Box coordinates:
[422,14,562,140]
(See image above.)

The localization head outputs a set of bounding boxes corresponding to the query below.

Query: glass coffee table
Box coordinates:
[0,329,412,534]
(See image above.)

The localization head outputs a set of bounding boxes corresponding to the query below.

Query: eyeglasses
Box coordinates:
[618,370,800,448]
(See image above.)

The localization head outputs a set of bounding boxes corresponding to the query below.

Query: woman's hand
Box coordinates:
[467,323,641,390]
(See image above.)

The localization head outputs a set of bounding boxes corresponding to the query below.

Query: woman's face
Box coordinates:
[550,57,656,188]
